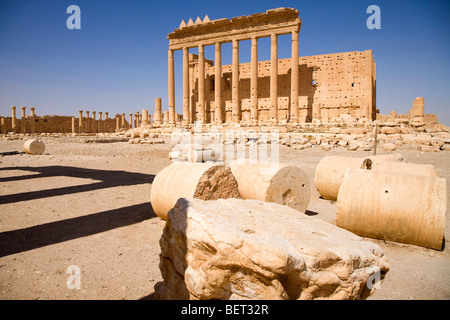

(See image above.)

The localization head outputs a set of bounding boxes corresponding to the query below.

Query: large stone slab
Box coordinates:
[155,198,389,300]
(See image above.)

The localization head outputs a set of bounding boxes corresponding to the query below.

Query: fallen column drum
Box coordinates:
[187,147,222,163]
[229,159,310,212]
[370,161,439,177]
[23,139,45,155]
[315,155,404,201]
[150,162,241,220]
[336,169,447,250]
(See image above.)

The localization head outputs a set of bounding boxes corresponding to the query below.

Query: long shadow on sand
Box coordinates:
[0,202,157,257]
[0,166,157,257]
[0,165,154,204]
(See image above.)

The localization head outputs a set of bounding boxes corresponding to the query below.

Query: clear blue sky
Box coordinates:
[1,0,449,125]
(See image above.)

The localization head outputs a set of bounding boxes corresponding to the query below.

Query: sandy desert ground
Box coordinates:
[0,134,449,300]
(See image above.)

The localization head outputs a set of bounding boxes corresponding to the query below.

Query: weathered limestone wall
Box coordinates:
[0,114,125,134]
[191,50,375,123]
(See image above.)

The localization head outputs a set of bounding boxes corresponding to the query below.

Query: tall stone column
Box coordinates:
[413,97,425,118]
[116,114,120,131]
[99,112,103,132]
[250,37,258,123]
[71,117,76,135]
[78,110,83,133]
[270,34,278,122]
[1,117,5,134]
[30,107,36,134]
[92,111,96,133]
[232,39,240,123]
[128,114,132,129]
[142,108,149,125]
[86,111,90,133]
[11,106,16,133]
[189,56,195,123]
[215,42,223,124]
[154,98,162,125]
[21,107,26,134]
[105,112,109,132]
[135,112,140,128]
[121,113,125,129]
[290,30,299,123]
[182,47,190,124]
[168,49,175,124]
[198,44,205,124]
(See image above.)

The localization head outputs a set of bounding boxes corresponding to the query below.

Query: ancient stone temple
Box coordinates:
[166,8,377,125]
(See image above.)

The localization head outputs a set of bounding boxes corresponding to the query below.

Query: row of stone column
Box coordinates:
[168,30,300,125]
[4,106,37,134]
[76,110,118,133]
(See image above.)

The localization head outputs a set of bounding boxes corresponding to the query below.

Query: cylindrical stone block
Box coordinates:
[154,98,162,124]
[229,160,310,212]
[214,42,222,124]
[250,37,258,123]
[413,97,425,117]
[183,47,190,124]
[336,169,447,250]
[30,107,36,134]
[270,34,278,122]
[21,107,26,134]
[11,106,17,132]
[187,147,222,163]
[315,155,404,201]
[232,40,240,123]
[198,45,206,124]
[168,49,175,124]
[23,139,45,155]
[142,109,149,125]
[150,163,241,220]
[290,31,299,122]
[371,161,439,177]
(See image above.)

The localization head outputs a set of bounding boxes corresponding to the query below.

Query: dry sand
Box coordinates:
[0,135,448,300]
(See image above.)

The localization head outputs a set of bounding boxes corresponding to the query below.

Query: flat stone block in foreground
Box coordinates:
[155,198,389,300]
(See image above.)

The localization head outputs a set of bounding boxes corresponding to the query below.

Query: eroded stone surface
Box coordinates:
[155,198,389,300]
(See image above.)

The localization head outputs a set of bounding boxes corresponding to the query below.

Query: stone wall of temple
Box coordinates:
[191,49,376,123]
[0,112,128,134]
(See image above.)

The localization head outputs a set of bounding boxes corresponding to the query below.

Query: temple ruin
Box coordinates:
[0,8,443,134]
[164,8,376,125]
